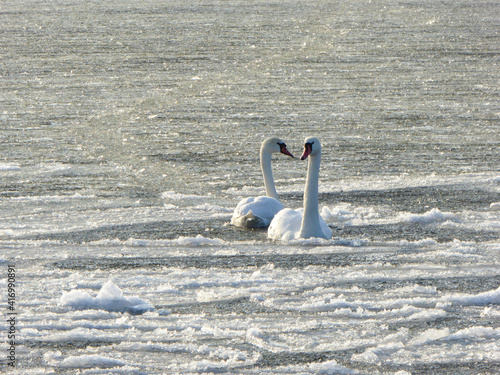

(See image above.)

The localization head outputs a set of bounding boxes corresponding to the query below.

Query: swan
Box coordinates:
[268,137,332,240]
[231,137,294,228]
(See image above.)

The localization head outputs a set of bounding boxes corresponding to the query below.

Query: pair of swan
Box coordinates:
[231,137,332,240]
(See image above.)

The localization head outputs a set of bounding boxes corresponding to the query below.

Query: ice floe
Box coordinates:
[60,280,154,314]
[45,351,126,369]
[399,208,457,224]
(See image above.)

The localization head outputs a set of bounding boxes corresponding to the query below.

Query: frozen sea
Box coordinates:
[1,0,499,374]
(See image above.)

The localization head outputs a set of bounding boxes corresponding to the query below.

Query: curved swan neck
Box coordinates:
[299,152,322,237]
[261,147,279,200]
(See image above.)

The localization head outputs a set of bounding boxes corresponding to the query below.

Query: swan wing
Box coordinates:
[231,196,284,228]
[267,208,303,240]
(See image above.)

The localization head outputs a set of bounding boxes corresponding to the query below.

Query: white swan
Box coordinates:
[231,137,294,228]
[268,137,332,240]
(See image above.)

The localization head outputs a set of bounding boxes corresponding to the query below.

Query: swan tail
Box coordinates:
[232,210,269,228]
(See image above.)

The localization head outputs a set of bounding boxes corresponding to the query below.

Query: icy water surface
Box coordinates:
[1,0,499,374]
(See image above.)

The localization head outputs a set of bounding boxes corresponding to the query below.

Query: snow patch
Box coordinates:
[0,163,21,171]
[45,351,125,368]
[10,193,95,202]
[399,208,456,224]
[489,202,500,211]
[312,359,358,374]
[193,203,233,213]
[161,190,209,201]
[322,204,381,225]
[89,234,226,247]
[60,280,153,314]
[445,326,500,341]
[398,238,439,247]
[445,286,500,306]
[352,341,405,364]
[409,328,450,346]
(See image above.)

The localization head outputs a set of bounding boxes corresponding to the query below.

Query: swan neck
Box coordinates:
[303,153,320,217]
[299,153,321,237]
[261,148,279,200]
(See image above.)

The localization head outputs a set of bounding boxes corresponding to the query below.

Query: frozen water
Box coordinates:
[44,352,126,369]
[60,280,154,314]
[1,0,499,374]
[398,208,457,224]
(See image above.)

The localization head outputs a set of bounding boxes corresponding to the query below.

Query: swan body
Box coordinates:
[267,207,332,240]
[231,196,285,228]
[231,138,294,228]
[268,137,332,240]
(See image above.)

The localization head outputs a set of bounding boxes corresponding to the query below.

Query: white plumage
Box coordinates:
[268,137,332,240]
[231,137,294,228]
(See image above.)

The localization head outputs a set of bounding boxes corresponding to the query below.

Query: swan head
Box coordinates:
[262,137,294,158]
[300,137,321,160]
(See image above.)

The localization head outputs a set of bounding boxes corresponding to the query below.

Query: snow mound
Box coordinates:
[172,234,226,246]
[60,280,153,314]
[445,326,500,341]
[161,190,209,201]
[45,351,125,369]
[321,204,381,225]
[489,202,500,211]
[90,234,226,247]
[399,208,456,224]
[410,328,450,346]
[312,359,358,374]
[59,354,124,368]
[193,203,233,213]
[0,163,21,171]
[446,286,500,306]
